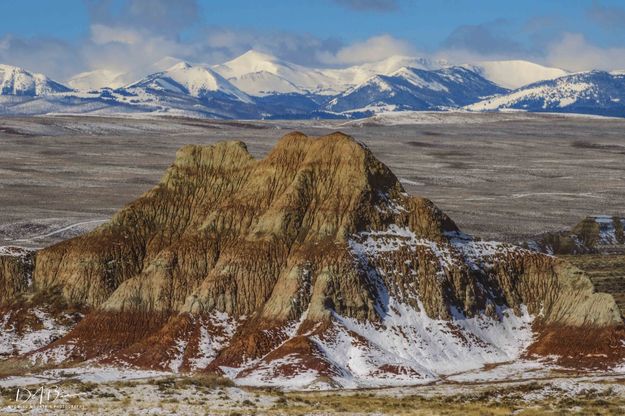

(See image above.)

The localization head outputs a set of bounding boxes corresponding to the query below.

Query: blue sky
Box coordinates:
[1,0,625,80]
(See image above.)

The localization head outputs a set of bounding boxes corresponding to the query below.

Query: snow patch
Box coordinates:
[188,312,238,371]
[0,309,74,358]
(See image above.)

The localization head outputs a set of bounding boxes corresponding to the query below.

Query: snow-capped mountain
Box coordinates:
[222,70,304,96]
[127,61,252,103]
[213,50,337,96]
[467,70,625,117]
[85,61,262,119]
[0,64,71,96]
[326,66,506,113]
[467,60,568,89]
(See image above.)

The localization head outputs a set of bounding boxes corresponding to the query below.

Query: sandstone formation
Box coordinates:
[1,132,624,387]
[527,215,625,255]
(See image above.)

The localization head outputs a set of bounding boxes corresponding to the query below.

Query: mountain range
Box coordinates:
[0,50,624,119]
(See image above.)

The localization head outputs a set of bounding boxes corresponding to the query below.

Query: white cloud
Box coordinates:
[82,26,198,77]
[0,35,81,81]
[90,24,142,45]
[318,34,414,65]
[546,33,625,72]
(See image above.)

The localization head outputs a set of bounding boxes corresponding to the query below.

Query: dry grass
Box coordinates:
[264,389,625,415]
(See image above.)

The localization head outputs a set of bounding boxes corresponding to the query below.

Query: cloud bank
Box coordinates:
[546,33,625,72]
[1,0,625,84]
[318,35,414,65]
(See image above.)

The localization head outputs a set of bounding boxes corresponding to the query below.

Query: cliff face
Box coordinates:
[2,132,624,388]
[0,247,33,304]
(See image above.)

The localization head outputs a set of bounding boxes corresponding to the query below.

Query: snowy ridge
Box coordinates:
[326,66,506,113]
[128,62,252,103]
[186,312,238,372]
[468,71,625,116]
[212,51,447,97]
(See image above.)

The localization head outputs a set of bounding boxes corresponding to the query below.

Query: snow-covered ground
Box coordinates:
[1,364,624,415]
[341,109,621,126]
[0,309,74,358]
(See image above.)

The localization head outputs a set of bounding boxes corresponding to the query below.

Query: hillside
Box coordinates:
[327,66,506,113]
[468,71,625,117]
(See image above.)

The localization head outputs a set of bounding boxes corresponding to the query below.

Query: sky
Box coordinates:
[1,0,625,81]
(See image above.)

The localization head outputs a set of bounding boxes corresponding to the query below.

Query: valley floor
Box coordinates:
[1,112,624,245]
[1,367,625,415]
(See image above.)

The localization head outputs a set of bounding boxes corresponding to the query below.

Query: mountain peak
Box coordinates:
[216,50,284,79]
[0,64,71,96]
[167,61,193,71]
[127,60,253,104]
[0,63,26,73]
[236,49,278,62]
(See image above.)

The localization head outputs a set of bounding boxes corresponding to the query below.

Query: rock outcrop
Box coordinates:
[2,132,624,388]
[526,215,625,255]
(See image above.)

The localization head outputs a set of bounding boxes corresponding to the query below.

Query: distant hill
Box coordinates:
[468,71,625,117]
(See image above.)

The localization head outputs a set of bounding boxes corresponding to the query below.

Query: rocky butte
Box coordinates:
[1,132,624,388]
